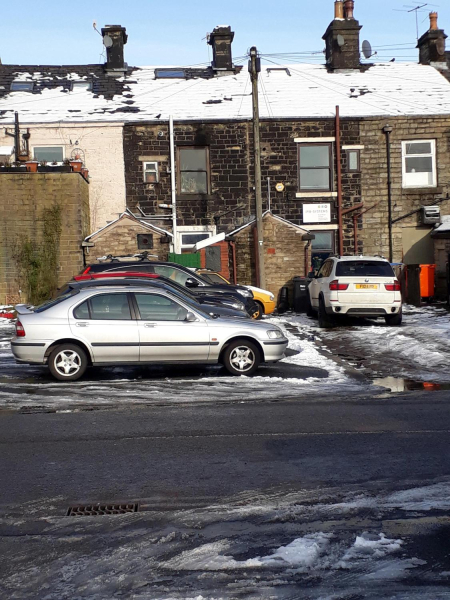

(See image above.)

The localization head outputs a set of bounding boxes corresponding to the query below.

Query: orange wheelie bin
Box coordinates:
[419,264,436,300]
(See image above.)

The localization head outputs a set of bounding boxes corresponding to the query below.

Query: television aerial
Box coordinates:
[393,3,440,40]
[103,35,113,48]
[337,34,345,47]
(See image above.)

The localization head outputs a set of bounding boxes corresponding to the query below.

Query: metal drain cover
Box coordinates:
[67,502,139,516]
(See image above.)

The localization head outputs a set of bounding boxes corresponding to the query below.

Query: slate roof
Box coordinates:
[1,61,450,124]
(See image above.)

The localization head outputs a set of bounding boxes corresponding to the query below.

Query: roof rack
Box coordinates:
[96,251,159,263]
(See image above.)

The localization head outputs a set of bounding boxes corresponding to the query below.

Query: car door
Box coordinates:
[309,260,333,308]
[132,292,210,362]
[69,292,139,363]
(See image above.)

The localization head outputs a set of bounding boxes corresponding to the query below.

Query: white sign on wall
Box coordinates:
[302,203,331,224]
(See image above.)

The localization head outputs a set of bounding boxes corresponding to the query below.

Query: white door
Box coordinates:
[69,292,139,363]
[132,292,210,362]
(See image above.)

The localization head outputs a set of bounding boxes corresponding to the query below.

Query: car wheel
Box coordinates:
[385,310,402,327]
[223,339,261,376]
[252,301,264,320]
[306,292,315,317]
[48,344,88,381]
[318,297,334,328]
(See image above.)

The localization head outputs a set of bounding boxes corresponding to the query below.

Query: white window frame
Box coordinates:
[176,225,215,252]
[142,161,159,183]
[71,81,92,91]
[32,146,65,163]
[402,139,437,189]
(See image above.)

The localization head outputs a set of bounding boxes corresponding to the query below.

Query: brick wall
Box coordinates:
[233,214,307,297]
[0,173,90,304]
[433,237,450,298]
[85,215,170,264]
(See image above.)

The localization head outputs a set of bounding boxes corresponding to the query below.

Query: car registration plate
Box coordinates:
[356,284,379,290]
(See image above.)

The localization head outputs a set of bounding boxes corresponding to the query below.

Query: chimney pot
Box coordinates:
[335,1,344,19]
[344,0,354,20]
[429,12,438,31]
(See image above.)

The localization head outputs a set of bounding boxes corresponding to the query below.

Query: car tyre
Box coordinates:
[252,301,264,320]
[48,343,88,381]
[385,310,402,327]
[223,339,261,376]
[318,297,335,328]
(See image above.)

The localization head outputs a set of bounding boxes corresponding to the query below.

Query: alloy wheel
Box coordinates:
[54,350,82,377]
[229,346,256,372]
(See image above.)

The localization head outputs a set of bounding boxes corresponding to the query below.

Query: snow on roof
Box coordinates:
[84,211,172,241]
[1,62,450,124]
[228,211,310,237]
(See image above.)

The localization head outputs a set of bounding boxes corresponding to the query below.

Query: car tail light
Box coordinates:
[329,280,349,291]
[384,281,401,291]
[16,320,26,337]
[82,266,91,275]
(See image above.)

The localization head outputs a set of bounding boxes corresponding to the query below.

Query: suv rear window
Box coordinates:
[335,261,394,277]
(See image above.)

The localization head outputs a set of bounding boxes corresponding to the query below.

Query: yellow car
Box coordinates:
[196,269,276,319]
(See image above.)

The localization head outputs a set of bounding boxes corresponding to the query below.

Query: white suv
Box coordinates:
[307,256,402,328]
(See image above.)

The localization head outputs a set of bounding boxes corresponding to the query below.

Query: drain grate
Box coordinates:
[67,502,139,516]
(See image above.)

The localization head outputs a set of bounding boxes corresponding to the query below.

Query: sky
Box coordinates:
[1,0,449,68]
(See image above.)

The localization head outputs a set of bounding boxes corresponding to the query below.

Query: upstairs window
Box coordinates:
[11,81,34,92]
[402,140,436,188]
[33,146,64,162]
[178,147,210,194]
[298,143,332,192]
[143,161,159,183]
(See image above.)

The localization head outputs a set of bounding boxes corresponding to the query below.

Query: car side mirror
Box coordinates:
[185,311,198,322]
[185,277,199,288]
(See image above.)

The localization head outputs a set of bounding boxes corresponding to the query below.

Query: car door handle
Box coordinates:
[144,322,156,328]
[76,322,89,327]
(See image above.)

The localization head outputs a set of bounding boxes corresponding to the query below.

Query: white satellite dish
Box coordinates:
[337,34,345,47]
[362,40,372,59]
[103,35,113,48]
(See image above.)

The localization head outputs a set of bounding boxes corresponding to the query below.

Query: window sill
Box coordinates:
[296,192,337,198]
[401,186,440,194]
[177,193,214,200]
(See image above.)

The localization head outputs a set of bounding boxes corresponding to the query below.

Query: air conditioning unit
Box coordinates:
[421,205,440,225]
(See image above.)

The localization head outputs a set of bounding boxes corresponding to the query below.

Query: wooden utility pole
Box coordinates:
[249,46,266,288]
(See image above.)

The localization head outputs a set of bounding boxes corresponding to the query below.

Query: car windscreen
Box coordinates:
[335,261,395,277]
[34,290,80,313]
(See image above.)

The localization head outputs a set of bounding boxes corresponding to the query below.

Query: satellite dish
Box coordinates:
[103,35,113,48]
[337,34,345,48]
[362,40,372,59]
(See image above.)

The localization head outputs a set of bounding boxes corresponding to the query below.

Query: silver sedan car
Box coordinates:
[11,285,288,381]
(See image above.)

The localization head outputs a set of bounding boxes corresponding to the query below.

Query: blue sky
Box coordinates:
[2,0,449,67]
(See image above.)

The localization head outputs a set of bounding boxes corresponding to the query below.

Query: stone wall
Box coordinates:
[359,116,450,262]
[0,173,89,304]
[84,215,170,264]
[433,237,450,298]
[232,214,307,297]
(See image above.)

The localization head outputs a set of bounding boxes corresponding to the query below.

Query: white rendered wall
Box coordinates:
[0,122,126,232]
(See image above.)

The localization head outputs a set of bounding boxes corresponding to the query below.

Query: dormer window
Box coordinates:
[71,81,92,91]
[10,81,34,92]
[155,69,185,79]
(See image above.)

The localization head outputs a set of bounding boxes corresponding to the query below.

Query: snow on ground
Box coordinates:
[3,479,450,599]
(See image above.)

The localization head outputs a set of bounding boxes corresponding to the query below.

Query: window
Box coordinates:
[73,301,90,319]
[134,293,188,321]
[89,293,132,320]
[346,149,360,172]
[137,234,154,250]
[72,81,92,91]
[311,231,334,252]
[33,146,64,162]
[152,265,195,286]
[299,143,332,192]
[178,147,210,194]
[402,140,436,188]
[155,69,186,79]
[181,232,211,250]
[317,260,333,278]
[335,261,394,277]
[143,161,159,183]
[10,81,34,92]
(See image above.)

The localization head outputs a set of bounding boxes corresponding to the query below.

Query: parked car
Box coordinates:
[195,269,276,318]
[58,276,250,319]
[11,285,288,381]
[307,255,402,328]
[79,257,259,317]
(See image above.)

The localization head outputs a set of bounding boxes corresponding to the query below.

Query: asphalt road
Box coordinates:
[2,391,450,599]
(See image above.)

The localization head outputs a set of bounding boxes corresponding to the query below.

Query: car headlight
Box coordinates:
[269,293,274,301]
[231,302,245,310]
[237,289,252,298]
[267,329,283,339]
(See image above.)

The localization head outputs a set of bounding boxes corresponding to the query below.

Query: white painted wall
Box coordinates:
[0,123,126,232]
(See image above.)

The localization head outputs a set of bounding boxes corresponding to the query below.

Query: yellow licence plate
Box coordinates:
[356,284,379,290]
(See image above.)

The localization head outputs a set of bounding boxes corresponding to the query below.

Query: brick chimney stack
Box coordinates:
[417,13,447,66]
[101,25,128,73]
[208,26,235,71]
[323,0,362,70]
